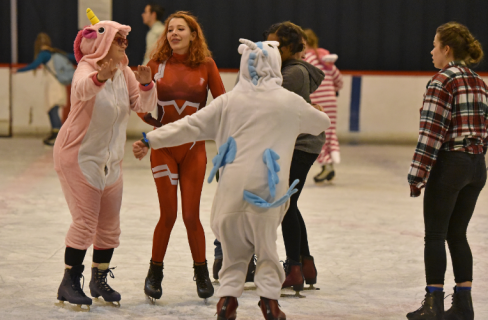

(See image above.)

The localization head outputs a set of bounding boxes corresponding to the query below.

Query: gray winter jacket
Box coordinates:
[282,59,326,154]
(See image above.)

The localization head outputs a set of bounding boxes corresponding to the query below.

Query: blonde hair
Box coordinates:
[304,29,319,49]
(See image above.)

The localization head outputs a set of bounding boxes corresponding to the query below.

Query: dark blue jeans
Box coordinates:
[424,150,486,284]
[48,106,62,130]
[214,239,222,259]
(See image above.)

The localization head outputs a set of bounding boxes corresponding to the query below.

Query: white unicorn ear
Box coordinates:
[238,44,247,54]
[239,38,258,49]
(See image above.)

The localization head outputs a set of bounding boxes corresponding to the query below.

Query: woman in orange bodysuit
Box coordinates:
[139,11,225,301]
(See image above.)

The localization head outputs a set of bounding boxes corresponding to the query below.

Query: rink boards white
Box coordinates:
[2,67,486,143]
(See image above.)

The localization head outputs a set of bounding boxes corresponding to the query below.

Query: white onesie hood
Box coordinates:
[234,39,283,91]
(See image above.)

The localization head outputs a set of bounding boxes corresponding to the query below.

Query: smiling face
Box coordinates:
[431,33,453,69]
[167,18,196,55]
[100,32,127,65]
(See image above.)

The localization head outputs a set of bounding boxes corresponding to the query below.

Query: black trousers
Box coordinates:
[423,150,486,285]
[281,149,318,262]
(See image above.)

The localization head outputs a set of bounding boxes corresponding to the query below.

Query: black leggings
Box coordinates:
[423,151,486,285]
[281,149,318,262]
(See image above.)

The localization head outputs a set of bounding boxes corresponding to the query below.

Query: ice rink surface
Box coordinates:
[0,138,487,320]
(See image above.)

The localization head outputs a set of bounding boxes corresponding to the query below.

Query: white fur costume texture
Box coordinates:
[146,39,330,299]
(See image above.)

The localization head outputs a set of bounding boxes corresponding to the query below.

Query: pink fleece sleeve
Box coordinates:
[123,66,157,113]
[71,62,105,101]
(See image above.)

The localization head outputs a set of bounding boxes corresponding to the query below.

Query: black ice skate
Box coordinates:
[246,255,256,283]
[406,288,444,320]
[43,129,59,146]
[144,260,163,302]
[57,265,92,310]
[193,261,214,300]
[213,258,222,283]
[313,164,335,183]
[444,287,474,320]
[89,266,121,306]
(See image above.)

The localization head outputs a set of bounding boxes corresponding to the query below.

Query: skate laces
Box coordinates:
[98,267,116,292]
[193,265,209,288]
[70,271,86,293]
[280,260,290,274]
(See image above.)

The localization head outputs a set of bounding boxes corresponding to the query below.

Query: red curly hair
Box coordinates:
[151,11,211,67]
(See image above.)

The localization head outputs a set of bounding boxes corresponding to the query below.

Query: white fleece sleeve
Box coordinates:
[146,95,225,150]
[298,101,331,136]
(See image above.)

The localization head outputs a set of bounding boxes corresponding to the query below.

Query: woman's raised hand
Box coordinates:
[98,59,117,81]
[134,65,152,85]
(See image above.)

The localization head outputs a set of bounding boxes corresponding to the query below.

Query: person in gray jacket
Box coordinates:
[265,21,325,294]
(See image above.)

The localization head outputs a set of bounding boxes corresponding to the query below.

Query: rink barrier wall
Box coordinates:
[3,65,488,143]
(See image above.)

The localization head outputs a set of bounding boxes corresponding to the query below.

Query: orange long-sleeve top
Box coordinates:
[138,53,226,127]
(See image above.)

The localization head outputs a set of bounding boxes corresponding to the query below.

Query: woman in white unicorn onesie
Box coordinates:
[54,9,157,309]
[133,38,330,320]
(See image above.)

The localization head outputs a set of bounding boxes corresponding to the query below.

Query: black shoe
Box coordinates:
[313,165,335,183]
[246,255,256,283]
[445,287,474,320]
[144,260,163,300]
[213,258,222,280]
[57,265,92,306]
[89,266,121,303]
[43,130,59,146]
[194,260,214,299]
[406,288,444,320]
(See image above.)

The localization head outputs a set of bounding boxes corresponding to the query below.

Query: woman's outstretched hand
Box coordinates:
[98,59,117,81]
[134,65,152,85]
[133,140,149,160]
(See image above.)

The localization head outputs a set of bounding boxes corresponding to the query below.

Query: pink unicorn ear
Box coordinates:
[82,28,97,39]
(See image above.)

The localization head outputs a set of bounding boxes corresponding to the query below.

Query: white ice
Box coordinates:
[0,138,487,320]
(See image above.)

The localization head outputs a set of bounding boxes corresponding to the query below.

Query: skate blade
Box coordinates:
[146,295,157,304]
[203,298,209,305]
[303,284,320,291]
[280,291,306,298]
[244,285,257,291]
[212,280,220,285]
[92,297,121,307]
[55,300,91,312]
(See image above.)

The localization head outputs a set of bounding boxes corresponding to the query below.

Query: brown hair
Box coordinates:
[304,29,319,49]
[34,33,52,60]
[436,22,484,66]
[264,21,306,55]
[151,11,211,67]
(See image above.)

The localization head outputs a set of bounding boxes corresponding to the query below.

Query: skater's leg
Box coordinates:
[214,239,223,259]
[282,149,317,262]
[217,212,254,298]
[179,141,207,263]
[422,151,479,287]
[251,212,285,300]
[150,149,179,263]
[446,159,486,286]
[93,175,123,250]
[65,247,87,268]
[48,105,62,130]
[297,209,311,257]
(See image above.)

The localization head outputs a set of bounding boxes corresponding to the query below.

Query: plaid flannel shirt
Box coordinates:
[408,61,488,188]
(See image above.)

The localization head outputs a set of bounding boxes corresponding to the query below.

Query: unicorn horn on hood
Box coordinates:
[86,8,100,25]
[239,39,258,50]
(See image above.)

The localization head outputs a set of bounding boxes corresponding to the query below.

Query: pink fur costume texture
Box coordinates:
[54,20,157,250]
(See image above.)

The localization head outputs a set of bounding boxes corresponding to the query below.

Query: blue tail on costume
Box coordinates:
[244,148,299,208]
[208,137,237,183]
[244,179,299,208]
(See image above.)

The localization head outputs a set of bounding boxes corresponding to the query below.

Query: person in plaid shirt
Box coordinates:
[407,22,488,320]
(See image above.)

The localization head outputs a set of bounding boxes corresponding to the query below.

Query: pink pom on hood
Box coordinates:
[73,20,131,69]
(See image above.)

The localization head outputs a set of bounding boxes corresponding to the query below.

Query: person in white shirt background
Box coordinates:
[141,3,166,65]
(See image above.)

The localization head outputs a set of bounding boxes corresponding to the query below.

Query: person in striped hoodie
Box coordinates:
[303,29,343,183]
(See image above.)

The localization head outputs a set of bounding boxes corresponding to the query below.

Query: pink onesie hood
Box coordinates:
[74,20,131,69]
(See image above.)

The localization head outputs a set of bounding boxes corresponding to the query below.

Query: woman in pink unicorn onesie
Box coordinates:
[53,9,157,309]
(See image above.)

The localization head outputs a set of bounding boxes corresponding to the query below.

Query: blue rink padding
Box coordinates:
[349,76,362,132]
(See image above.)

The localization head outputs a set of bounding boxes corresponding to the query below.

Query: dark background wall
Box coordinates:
[3,0,488,71]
